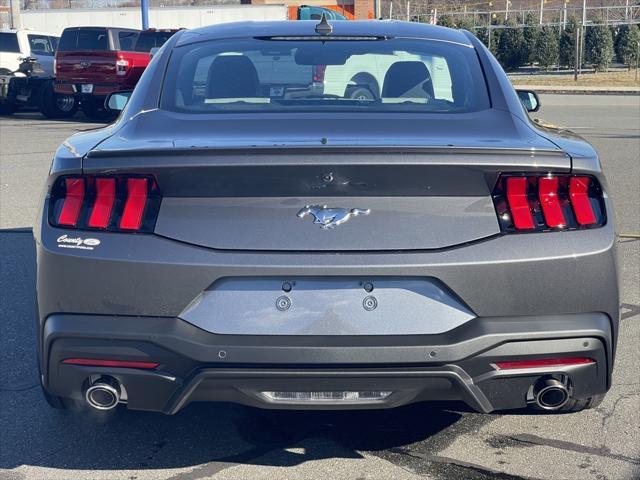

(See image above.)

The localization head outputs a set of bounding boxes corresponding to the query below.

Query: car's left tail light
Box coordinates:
[49,175,161,233]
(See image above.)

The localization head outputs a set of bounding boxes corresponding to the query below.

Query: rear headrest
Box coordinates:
[206,56,259,99]
[382,61,433,98]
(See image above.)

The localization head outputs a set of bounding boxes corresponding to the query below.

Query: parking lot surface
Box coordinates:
[0,95,639,480]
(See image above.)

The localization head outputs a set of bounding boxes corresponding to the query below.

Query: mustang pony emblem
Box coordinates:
[297,205,371,229]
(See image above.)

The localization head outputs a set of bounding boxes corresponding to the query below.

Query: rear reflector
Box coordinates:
[49,175,160,233]
[493,174,605,233]
[57,178,85,226]
[495,357,594,370]
[62,358,159,369]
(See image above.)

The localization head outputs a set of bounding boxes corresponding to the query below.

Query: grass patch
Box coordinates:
[511,69,640,87]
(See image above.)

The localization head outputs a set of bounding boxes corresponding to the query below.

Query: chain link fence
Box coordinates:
[16,0,238,9]
[387,5,639,26]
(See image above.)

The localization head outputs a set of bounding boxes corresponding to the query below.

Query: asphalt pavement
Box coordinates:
[0,95,638,480]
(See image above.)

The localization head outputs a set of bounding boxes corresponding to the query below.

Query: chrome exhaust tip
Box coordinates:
[533,377,570,410]
[84,377,121,411]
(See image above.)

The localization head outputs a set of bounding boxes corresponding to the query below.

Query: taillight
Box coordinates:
[313,65,327,83]
[49,175,161,233]
[120,178,148,230]
[57,177,85,227]
[116,58,130,76]
[492,174,605,232]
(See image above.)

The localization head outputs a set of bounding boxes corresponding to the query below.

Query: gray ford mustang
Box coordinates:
[34,19,618,416]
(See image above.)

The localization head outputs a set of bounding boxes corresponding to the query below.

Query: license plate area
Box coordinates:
[80,84,93,94]
[179,277,475,336]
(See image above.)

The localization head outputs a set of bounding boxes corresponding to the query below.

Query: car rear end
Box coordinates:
[54,27,146,104]
[35,24,618,415]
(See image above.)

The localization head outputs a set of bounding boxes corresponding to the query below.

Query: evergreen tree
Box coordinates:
[476,26,490,47]
[497,20,525,70]
[522,13,541,66]
[559,16,578,68]
[535,26,559,70]
[585,20,614,71]
[475,26,500,55]
[437,15,455,28]
[615,24,640,69]
[455,16,476,31]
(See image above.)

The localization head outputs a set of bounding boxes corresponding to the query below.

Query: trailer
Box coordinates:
[20,5,290,36]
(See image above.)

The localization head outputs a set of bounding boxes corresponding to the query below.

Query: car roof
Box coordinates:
[0,29,59,37]
[176,20,473,48]
[61,26,140,33]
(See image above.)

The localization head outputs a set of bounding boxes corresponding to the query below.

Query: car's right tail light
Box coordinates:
[49,175,161,233]
[492,174,606,232]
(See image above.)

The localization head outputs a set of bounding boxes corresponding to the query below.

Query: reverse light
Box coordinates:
[50,175,160,233]
[493,174,605,233]
[495,357,594,370]
[62,358,159,369]
[115,58,130,76]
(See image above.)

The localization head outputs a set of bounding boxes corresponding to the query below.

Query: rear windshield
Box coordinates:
[118,31,139,51]
[134,31,176,52]
[0,32,20,53]
[162,37,490,114]
[58,28,109,51]
[27,34,58,56]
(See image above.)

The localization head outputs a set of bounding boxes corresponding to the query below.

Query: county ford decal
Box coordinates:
[57,235,101,250]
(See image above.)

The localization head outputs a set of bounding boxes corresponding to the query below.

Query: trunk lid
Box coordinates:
[56,51,119,83]
[55,51,150,84]
[84,110,569,252]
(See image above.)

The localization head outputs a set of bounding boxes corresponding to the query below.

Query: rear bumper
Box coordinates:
[42,313,612,413]
[53,81,126,97]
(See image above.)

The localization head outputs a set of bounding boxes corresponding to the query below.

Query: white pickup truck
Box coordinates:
[0,29,77,117]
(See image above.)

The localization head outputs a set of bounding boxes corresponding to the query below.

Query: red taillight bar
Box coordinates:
[493,174,605,233]
[88,177,116,228]
[119,178,148,230]
[57,178,85,226]
[62,358,159,369]
[570,177,597,225]
[495,357,594,370]
[506,177,534,230]
[538,176,565,228]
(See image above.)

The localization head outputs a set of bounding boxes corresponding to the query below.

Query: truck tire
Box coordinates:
[347,86,376,102]
[39,82,77,119]
[0,101,16,115]
[81,97,117,122]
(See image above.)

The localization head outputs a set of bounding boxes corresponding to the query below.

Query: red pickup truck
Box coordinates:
[55,27,177,120]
